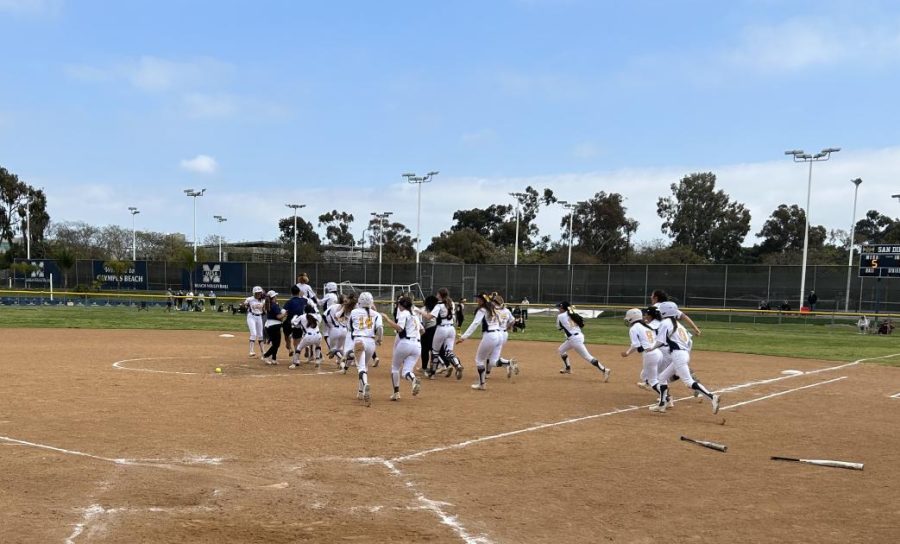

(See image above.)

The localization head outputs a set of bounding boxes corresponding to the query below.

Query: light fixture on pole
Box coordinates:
[184,188,206,260]
[371,211,393,285]
[509,192,527,266]
[558,200,582,267]
[285,204,305,279]
[844,179,863,312]
[213,215,227,262]
[785,147,840,310]
[25,196,32,260]
[403,171,439,271]
[128,207,140,262]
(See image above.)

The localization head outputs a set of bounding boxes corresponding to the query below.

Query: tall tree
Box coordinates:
[450,185,557,249]
[855,210,900,244]
[318,210,355,246]
[427,228,498,264]
[1,166,49,252]
[657,172,751,262]
[367,218,415,261]
[757,204,826,254]
[278,216,322,261]
[560,191,638,262]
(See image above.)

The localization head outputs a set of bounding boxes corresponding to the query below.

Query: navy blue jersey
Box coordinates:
[266,303,283,321]
[283,297,306,321]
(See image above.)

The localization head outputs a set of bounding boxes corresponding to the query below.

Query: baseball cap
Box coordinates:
[266,290,278,298]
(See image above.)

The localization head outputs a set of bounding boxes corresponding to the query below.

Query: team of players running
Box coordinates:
[241,278,721,414]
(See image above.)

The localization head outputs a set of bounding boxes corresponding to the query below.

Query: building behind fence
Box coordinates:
[8,258,898,313]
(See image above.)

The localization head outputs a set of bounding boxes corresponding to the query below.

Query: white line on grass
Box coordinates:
[721,376,847,411]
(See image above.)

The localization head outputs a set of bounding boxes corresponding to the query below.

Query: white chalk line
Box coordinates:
[0,435,223,468]
[721,376,847,411]
[65,503,216,544]
[112,356,341,378]
[890,392,900,399]
[391,354,899,464]
[381,459,493,544]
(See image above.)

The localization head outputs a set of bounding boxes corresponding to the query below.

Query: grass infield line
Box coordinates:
[720,376,848,411]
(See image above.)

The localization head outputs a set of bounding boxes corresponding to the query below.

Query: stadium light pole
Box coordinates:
[403,171,439,274]
[25,196,32,260]
[285,204,305,279]
[128,207,140,262]
[184,188,206,261]
[844,179,863,312]
[559,200,582,267]
[510,192,527,266]
[372,211,393,286]
[785,148,840,310]
[213,215,227,262]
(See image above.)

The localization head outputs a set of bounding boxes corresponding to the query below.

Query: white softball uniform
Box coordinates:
[492,307,514,363]
[461,308,503,366]
[319,291,338,313]
[324,303,348,354]
[655,317,695,387]
[297,283,319,311]
[557,312,595,362]
[392,309,422,380]
[349,307,382,373]
[629,322,662,386]
[244,295,265,340]
[292,313,322,352]
[430,302,457,358]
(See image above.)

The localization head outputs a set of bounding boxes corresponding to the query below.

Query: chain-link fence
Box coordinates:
[7,259,898,314]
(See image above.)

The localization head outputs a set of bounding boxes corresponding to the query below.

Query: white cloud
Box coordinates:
[180,155,218,175]
[182,93,239,119]
[0,0,62,15]
[65,56,235,93]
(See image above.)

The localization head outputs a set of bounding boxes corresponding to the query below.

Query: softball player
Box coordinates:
[261,291,286,365]
[458,293,504,390]
[242,286,266,357]
[348,292,383,406]
[556,301,610,381]
[424,288,463,380]
[649,301,720,414]
[318,281,339,353]
[621,308,665,406]
[296,272,320,309]
[650,290,701,336]
[324,294,349,371]
[381,296,423,400]
[486,294,519,378]
[290,305,323,369]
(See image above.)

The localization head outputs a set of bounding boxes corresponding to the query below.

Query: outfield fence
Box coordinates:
[6,259,898,314]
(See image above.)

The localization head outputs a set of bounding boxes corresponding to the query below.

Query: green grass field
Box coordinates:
[1,304,898,365]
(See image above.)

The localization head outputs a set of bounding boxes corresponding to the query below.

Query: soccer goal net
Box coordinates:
[337,282,426,303]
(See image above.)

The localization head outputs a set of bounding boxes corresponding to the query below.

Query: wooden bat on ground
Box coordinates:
[680,435,727,452]
[771,456,864,471]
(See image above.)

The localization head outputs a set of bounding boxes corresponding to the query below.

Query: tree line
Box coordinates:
[3,164,899,267]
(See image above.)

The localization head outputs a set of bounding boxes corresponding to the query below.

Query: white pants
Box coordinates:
[294,331,322,353]
[328,326,348,354]
[392,339,420,384]
[489,331,508,365]
[432,325,456,356]
[475,331,503,366]
[247,314,264,340]
[640,350,663,386]
[558,334,594,362]
[353,337,377,373]
[658,350,694,388]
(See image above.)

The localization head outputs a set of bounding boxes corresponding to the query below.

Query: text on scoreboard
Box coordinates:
[859,245,900,278]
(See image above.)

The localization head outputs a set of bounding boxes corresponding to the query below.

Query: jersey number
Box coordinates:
[357,317,374,330]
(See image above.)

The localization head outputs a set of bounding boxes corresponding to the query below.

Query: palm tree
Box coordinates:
[56,248,75,288]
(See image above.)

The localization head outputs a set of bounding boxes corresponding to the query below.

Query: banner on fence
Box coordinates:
[12,258,61,285]
[92,260,148,289]
[184,262,245,291]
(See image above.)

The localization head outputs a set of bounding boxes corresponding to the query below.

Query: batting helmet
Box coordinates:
[624,308,643,324]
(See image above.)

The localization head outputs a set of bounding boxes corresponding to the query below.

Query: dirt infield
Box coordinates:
[1,328,898,543]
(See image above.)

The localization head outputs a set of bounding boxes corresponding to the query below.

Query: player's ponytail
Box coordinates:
[304,304,318,329]
[568,308,585,328]
[438,287,452,314]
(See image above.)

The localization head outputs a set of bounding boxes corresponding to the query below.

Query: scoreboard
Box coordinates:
[859,244,900,278]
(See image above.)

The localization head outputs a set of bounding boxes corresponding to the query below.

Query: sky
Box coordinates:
[2,0,900,250]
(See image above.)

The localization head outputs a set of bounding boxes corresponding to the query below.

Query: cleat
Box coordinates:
[340,361,347,374]
[390,392,400,401]
[363,384,371,406]
[693,389,700,398]
[456,366,463,380]
[249,352,257,358]
[372,356,380,368]
[711,394,721,415]
[602,368,611,383]
[666,396,674,409]
[288,363,299,370]
[471,383,485,391]
[356,391,363,400]
[506,362,513,379]
[513,360,520,375]
[412,377,421,396]
[444,366,454,378]
[637,381,650,390]
[649,404,666,413]
[560,367,571,374]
